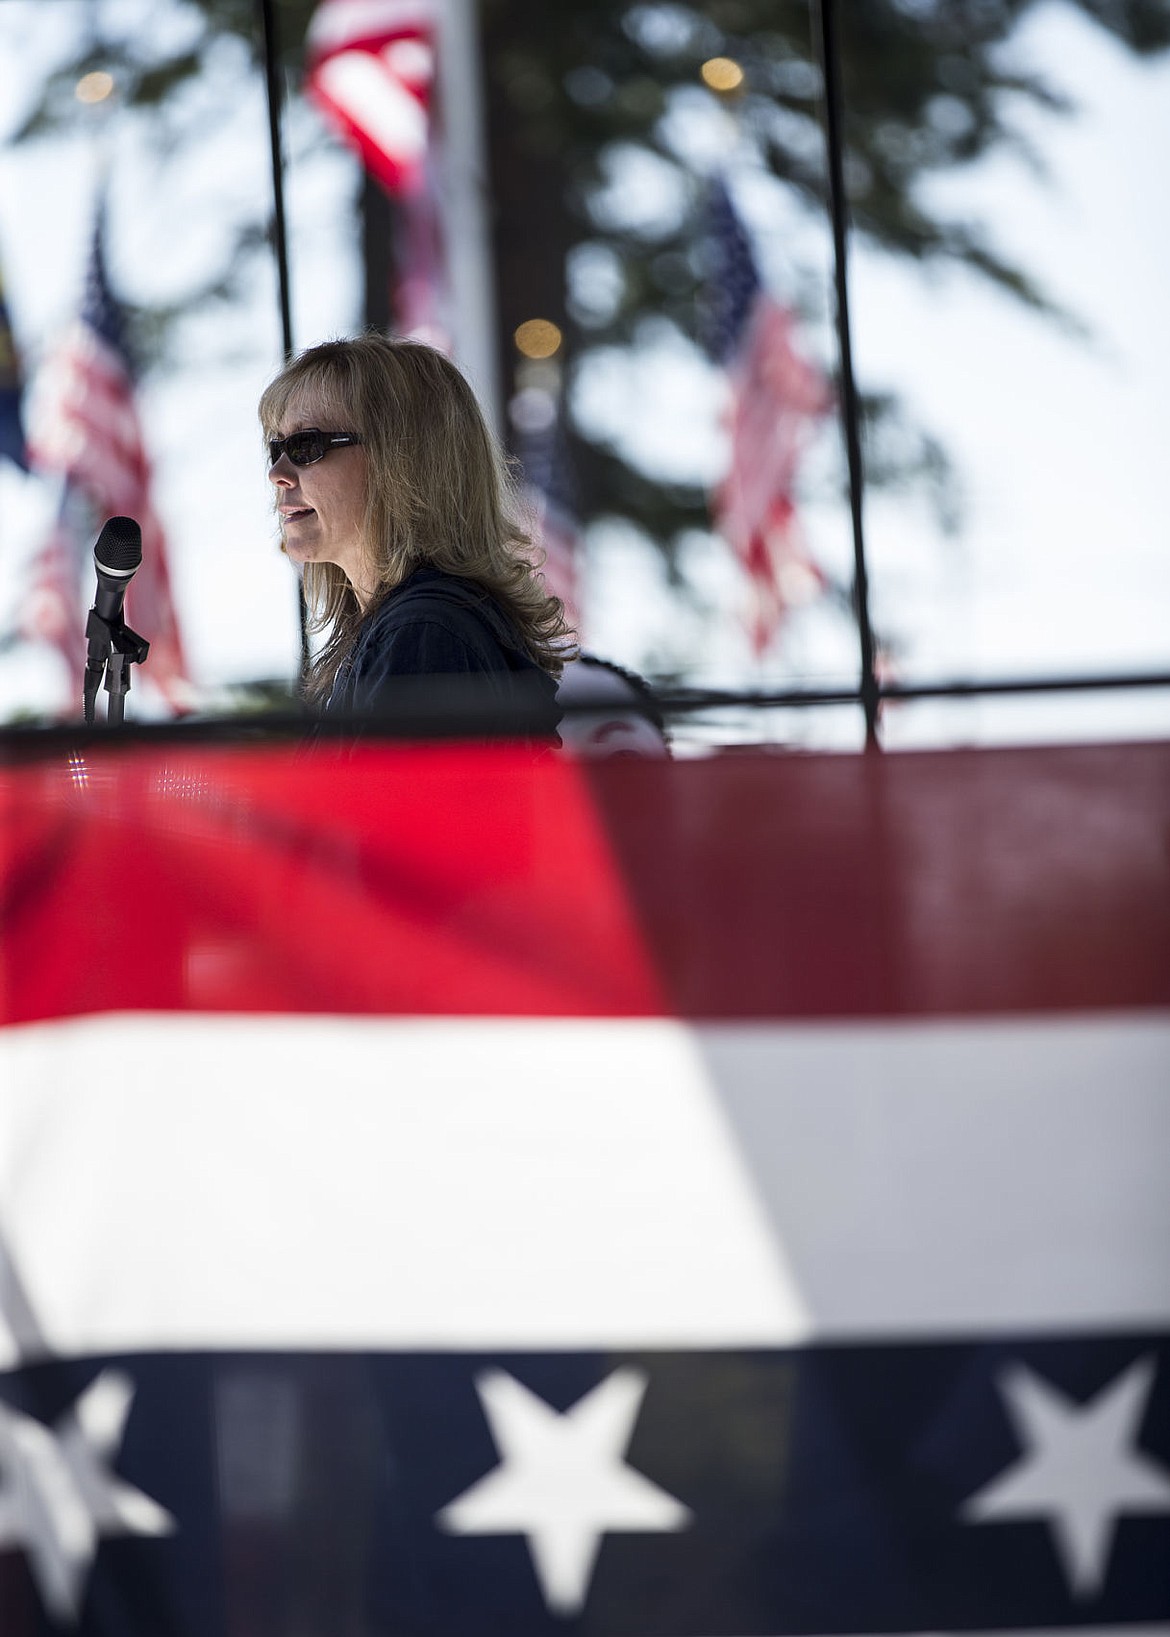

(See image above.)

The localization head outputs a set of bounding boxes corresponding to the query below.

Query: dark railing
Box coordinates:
[657,671,1170,714]
[2,671,1167,762]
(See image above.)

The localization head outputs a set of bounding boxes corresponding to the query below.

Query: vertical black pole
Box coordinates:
[813,0,880,748]
[257,0,309,675]
[361,170,395,332]
[258,0,294,360]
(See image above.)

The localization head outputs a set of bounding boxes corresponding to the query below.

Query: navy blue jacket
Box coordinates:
[325,568,560,736]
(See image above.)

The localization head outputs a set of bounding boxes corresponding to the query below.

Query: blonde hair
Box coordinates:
[259,334,574,700]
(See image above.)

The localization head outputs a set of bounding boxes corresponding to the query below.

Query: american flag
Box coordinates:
[25,206,190,710]
[0,735,1168,1632]
[705,178,832,654]
[305,0,437,199]
[305,0,452,348]
[0,258,27,470]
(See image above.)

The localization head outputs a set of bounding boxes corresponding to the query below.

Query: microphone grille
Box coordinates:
[94,515,143,574]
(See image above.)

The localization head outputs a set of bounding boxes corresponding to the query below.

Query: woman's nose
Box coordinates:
[269,456,295,486]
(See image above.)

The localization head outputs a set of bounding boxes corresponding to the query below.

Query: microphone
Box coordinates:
[84,516,150,725]
[92,515,143,624]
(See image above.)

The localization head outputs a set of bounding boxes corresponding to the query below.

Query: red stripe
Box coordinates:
[0,744,665,1025]
[587,741,1170,1019]
[1,740,1166,1024]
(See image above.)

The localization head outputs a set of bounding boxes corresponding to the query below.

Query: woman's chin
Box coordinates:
[281,536,317,565]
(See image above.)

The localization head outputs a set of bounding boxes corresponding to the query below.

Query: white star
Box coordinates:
[962,1355,1170,1597]
[0,1369,175,1623]
[436,1367,691,1615]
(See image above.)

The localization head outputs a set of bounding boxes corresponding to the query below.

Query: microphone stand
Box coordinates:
[83,607,150,727]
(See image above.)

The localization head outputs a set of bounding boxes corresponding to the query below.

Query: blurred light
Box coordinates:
[508,386,558,435]
[701,57,744,93]
[514,319,562,359]
[564,65,613,108]
[76,71,115,103]
[67,751,90,790]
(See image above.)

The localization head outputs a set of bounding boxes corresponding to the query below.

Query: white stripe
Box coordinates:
[0,1016,807,1362]
[0,1013,1166,1362]
[700,1013,1170,1339]
[315,50,428,166]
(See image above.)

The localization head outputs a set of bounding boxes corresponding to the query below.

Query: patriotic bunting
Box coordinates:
[1,737,1168,1633]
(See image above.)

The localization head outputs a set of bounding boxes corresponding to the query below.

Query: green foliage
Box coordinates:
[481,0,1167,550]
[5,0,327,368]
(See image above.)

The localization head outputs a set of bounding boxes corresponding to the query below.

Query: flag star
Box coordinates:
[437,1367,691,1616]
[0,1369,175,1624]
[961,1355,1170,1597]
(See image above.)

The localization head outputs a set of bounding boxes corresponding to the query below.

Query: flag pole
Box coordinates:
[435,0,501,433]
[256,0,310,677]
[813,0,880,749]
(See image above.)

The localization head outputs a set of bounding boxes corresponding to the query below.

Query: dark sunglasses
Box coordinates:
[268,428,362,467]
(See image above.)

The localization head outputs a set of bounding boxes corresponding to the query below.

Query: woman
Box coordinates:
[260,334,572,726]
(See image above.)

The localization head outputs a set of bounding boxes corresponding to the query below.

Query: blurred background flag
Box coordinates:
[0,256,28,471]
[704,177,832,655]
[306,0,451,348]
[25,201,190,710]
[306,0,437,198]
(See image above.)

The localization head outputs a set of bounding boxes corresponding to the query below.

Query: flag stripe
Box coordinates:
[1,1011,1166,1360]
[2,742,1167,1026]
[6,1344,1168,1633]
[312,50,429,182]
[305,0,435,197]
